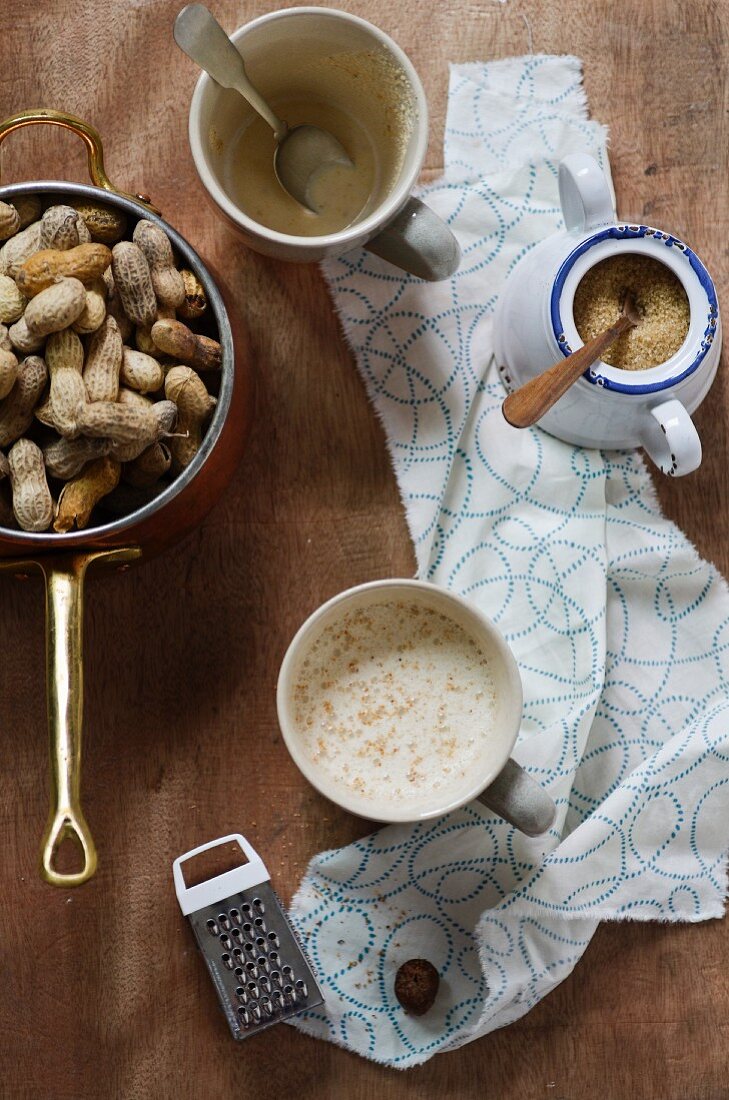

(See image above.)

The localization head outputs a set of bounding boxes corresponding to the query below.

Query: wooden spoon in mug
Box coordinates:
[502,291,642,428]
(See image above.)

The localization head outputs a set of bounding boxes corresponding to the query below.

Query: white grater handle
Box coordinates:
[173,834,270,916]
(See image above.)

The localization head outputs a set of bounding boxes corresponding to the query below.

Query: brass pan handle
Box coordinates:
[0,108,160,214]
[0,546,140,887]
[41,556,98,887]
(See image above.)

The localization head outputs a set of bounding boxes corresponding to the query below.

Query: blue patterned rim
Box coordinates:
[550,225,719,394]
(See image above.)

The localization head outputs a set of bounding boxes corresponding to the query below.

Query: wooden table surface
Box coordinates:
[1,1,727,1097]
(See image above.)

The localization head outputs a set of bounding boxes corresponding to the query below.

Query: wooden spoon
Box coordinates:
[502,291,641,428]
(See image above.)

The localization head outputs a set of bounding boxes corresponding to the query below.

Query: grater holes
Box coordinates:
[254,916,266,933]
[232,948,243,960]
[218,913,231,930]
[283,984,295,1003]
[270,970,281,985]
[267,931,279,948]
[255,937,266,949]
[295,980,308,998]
[243,942,256,956]
[219,933,232,950]
[242,923,253,937]
[231,928,244,944]
[206,918,219,936]
[241,902,252,914]
[260,996,273,1017]
[237,1006,251,1026]
[235,987,248,1003]
[221,953,233,969]
[258,975,270,993]
[251,1005,262,1023]
[245,961,259,979]
[257,956,267,969]
[234,967,244,980]
[229,908,241,925]
[282,965,294,979]
[252,897,264,914]
[272,989,284,1008]
[268,950,280,965]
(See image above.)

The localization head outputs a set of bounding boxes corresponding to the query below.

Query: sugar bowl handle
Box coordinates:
[559,153,615,234]
[641,398,702,477]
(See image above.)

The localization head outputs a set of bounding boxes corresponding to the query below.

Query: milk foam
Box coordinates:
[292,601,497,806]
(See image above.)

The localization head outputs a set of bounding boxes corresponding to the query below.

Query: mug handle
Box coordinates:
[558,152,614,234]
[365,196,461,282]
[477,757,556,837]
[640,398,702,477]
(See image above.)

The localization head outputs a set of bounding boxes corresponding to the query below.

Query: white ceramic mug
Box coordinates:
[276,579,556,836]
[186,7,460,280]
[493,153,721,476]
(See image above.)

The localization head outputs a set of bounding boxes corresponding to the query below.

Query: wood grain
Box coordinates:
[0,1,727,1097]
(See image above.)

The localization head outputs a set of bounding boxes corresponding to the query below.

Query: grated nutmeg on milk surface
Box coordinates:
[293,601,497,805]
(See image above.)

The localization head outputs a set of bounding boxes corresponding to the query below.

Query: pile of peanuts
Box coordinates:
[0,194,222,533]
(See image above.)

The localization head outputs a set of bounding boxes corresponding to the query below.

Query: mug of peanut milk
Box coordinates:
[186,7,461,281]
[277,580,556,836]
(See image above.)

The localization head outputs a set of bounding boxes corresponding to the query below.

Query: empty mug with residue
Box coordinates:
[185,7,461,280]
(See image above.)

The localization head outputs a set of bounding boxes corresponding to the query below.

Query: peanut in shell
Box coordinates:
[54,455,121,532]
[111,241,157,327]
[8,437,54,532]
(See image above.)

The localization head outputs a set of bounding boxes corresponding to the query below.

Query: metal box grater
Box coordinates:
[173,833,323,1039]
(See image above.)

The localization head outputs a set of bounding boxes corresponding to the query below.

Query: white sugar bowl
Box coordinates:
[493,153,721,476]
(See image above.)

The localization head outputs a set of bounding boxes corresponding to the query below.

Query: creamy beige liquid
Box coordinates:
[216,44,414,237]
[225,99,378,236]
[292,601,497,806]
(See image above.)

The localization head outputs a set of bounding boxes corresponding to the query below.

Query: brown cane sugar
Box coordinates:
[572,254,690,370]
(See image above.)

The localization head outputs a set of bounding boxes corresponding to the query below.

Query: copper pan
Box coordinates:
[0,110,253,887]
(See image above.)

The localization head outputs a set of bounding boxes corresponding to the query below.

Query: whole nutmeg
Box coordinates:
[394,959,440,1016]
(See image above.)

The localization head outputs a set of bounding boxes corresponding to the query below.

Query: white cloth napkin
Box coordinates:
[289,55,729,1068]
